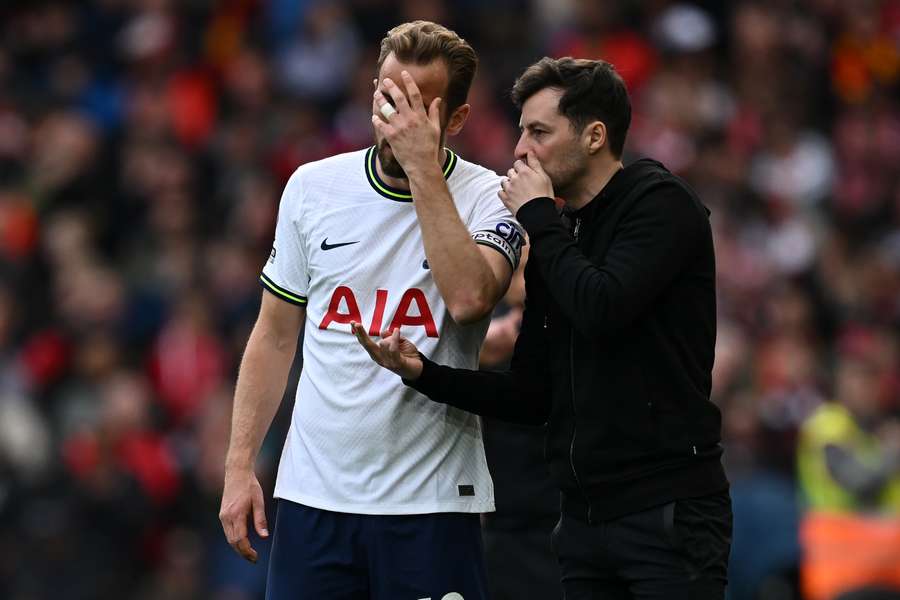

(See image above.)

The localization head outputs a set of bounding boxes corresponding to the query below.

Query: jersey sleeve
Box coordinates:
[467,172,526,270]
[260,171,309,306]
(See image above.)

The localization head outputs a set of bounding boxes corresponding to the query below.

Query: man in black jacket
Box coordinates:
[352,57,732,599]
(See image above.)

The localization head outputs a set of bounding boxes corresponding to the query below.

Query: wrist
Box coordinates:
[400,357,423,381]
[403,157,443,181]
[515,196,557,228]
[224,456,256,474]
[401,353,428,383]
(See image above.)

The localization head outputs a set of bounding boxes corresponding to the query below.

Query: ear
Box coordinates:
[585,121,607,155]
[444,103,470,136]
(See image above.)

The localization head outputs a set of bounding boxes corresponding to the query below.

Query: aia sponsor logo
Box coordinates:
[319,286,438,338]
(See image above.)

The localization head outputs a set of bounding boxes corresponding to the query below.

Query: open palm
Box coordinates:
[351,323,423,380]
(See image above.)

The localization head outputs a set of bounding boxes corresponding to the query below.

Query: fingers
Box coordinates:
[527,151,546,174]
[381,77,411,113]
[351,321,380,356]
[501,166,518,193]
[373,89,396,118]
[222,510,258,562]
[233,537,258,563]
[401,71,425,112]
[388,328,400,353]
[427,96,441,127]
[513,159,531,174]
[377,329,394,354]
[371,112,392,136]
[372,91,397,135]
[252,488,269,539]
[220,500,245,545]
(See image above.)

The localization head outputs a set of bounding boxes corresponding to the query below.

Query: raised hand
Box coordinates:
[351,322,423,381]
[371,71,442,175]
[499,151,555,216]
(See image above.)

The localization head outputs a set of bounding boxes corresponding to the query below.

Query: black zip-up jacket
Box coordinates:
[407,159,728,523]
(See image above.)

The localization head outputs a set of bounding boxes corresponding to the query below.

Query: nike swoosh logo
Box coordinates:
[321,238,360,251]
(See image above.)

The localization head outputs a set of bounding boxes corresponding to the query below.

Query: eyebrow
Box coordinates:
[519,121,552,130]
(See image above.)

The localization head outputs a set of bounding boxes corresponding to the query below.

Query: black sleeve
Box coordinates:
[404,269,552,425]
[516,185,708,337]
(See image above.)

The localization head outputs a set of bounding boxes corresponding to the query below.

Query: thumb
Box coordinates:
[428,97,441,126]
[252,488,269,538]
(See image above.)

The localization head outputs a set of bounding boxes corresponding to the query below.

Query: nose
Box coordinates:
[513,133,529,161]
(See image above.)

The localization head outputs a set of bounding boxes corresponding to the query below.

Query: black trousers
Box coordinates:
[483,526,564,600]
[552,491,732,600]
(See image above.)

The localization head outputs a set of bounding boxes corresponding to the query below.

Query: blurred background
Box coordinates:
[0,0,898,599]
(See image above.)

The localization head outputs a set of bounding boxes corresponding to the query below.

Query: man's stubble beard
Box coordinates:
[374,128,447,180]
[546,143,589,201]
[377,140,408,178]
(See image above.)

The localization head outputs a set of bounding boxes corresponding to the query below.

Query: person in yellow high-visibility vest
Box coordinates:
[798,355,900,514]
[797,354,900,600]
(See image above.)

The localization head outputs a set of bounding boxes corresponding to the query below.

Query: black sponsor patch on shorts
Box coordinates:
[458,484,475,497]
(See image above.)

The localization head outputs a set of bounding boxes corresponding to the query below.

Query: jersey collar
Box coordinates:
[365,145,458,202]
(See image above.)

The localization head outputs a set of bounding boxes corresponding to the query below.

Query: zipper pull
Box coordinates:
[573,217,581,240]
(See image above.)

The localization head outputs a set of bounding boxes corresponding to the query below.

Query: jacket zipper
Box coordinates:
[569,216,592,524]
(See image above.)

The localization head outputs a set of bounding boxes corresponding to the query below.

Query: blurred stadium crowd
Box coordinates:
[0,0,898,599]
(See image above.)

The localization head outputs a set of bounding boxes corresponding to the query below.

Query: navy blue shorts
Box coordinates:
[266,499,488,600]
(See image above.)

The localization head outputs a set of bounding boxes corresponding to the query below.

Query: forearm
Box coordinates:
[478,309,521,368]
[225,325,297,471]
[408,164,500,322]
[406,355,548,425]
[406,298,550,425]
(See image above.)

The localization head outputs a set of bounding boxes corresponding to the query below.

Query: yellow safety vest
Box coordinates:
[797,403,900,514]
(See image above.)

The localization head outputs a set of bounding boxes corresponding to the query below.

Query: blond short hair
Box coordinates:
[377,21,477,112]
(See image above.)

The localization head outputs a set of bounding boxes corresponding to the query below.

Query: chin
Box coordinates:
[377,143,407,179]
[548,167,580,199]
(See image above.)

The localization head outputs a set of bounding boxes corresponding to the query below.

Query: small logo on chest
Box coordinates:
[321,238,360,251]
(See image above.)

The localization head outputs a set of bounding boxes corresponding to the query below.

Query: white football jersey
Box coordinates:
[261,146,524,515]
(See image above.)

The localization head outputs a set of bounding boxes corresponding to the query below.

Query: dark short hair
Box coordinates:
[511,57,631,158]
[377,21,477,114]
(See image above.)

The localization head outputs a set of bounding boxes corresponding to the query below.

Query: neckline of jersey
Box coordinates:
[365,146,458,202]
